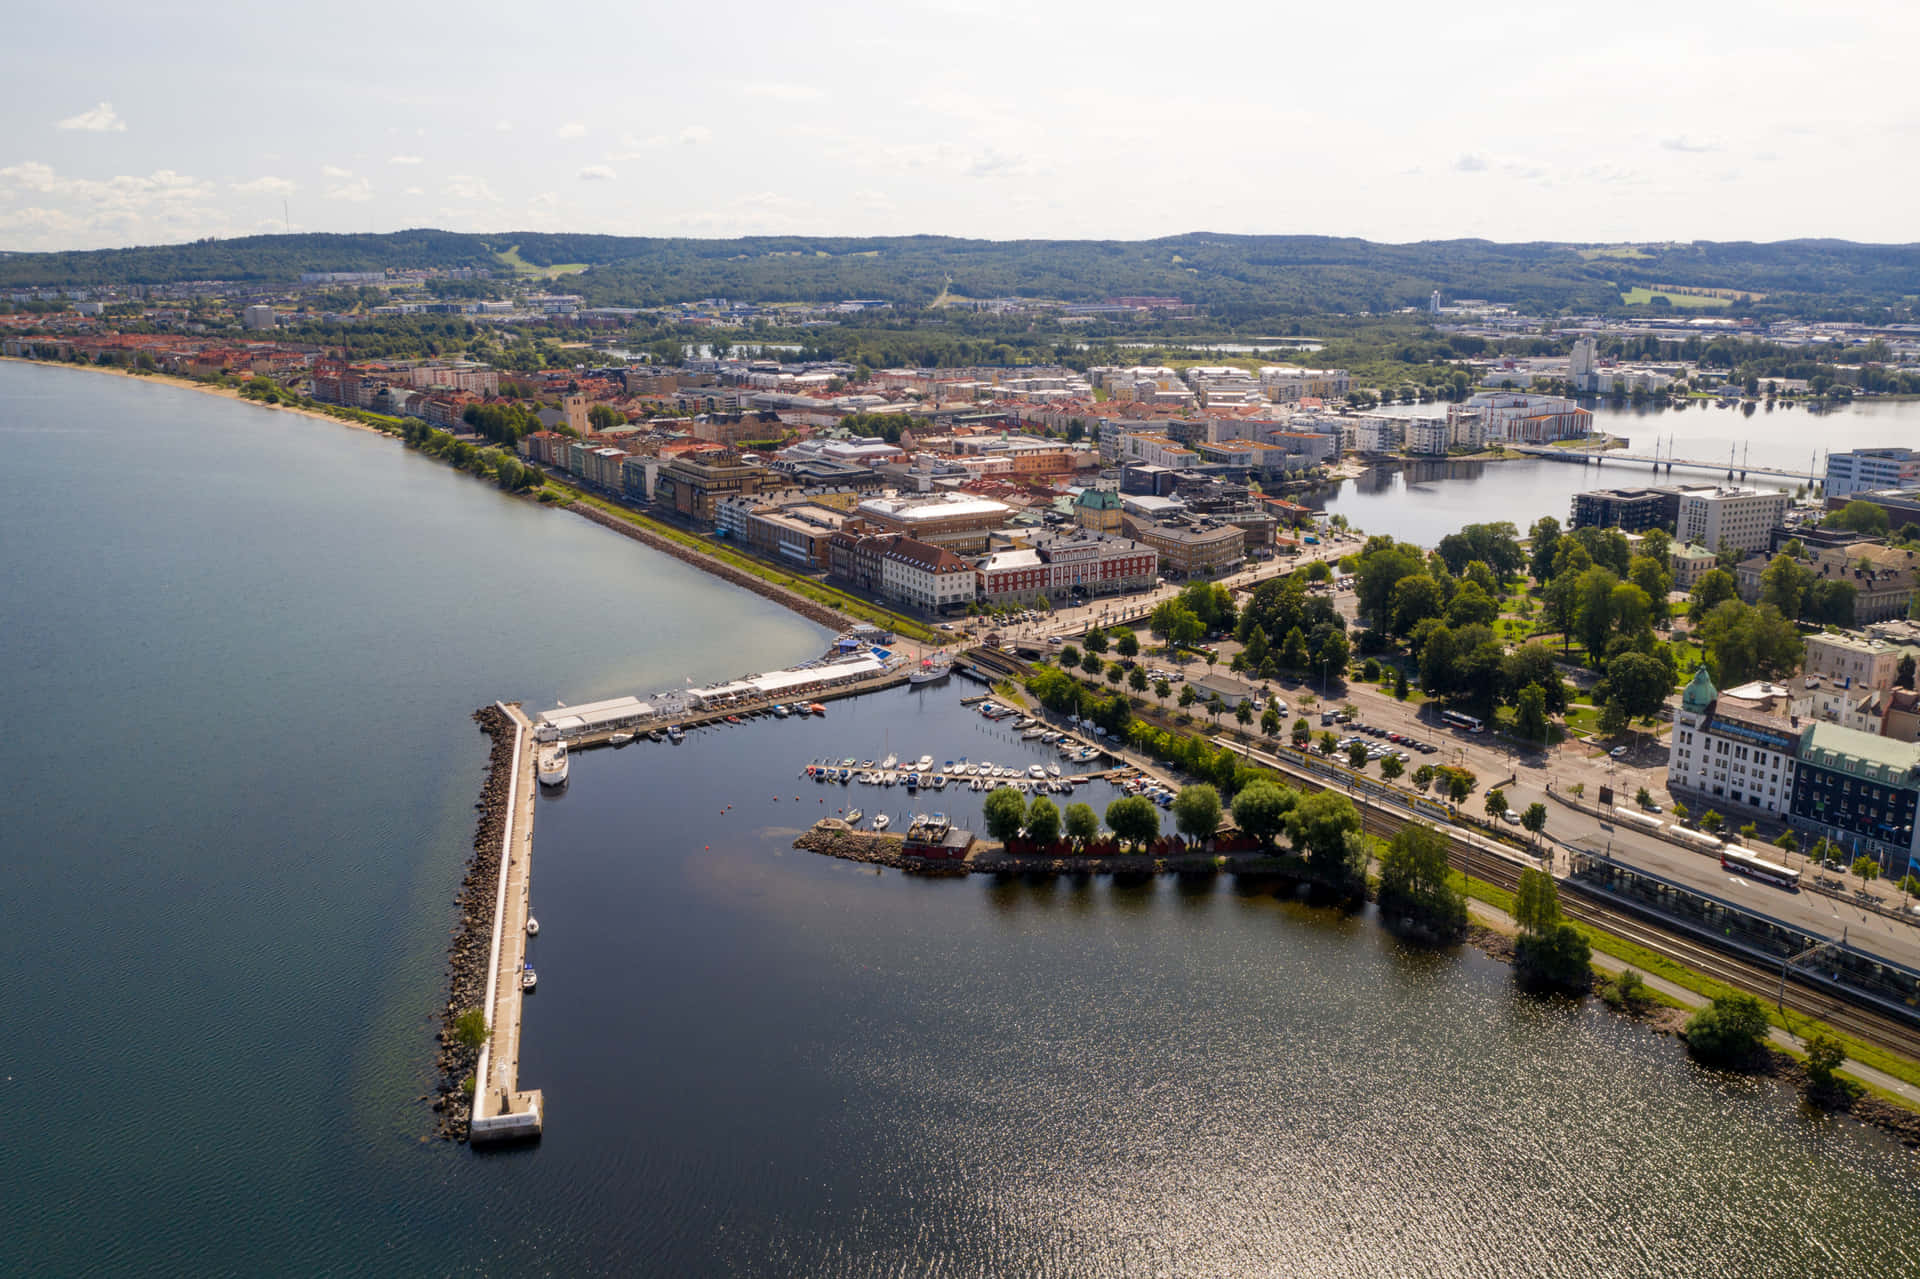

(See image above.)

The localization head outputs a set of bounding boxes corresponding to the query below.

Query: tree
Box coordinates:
[1114,629,1140,658]
[1521,800,1548,842]
[1628,555,1673,618]
[1235,700,1254,728]
[1686,569,1739,624]
[1412,764,1435,791]
[1279,625,1312,670]
[1178,683,1198,713]
[1286,790,1363,879]
[1804,1033,1849,1095]
[1154,677,1172,703]
[1129,665,1149,696]
[1389,575,1445,637]
[1830,499,1891,536]
[1759,554,1813,619]
[1380,754,1405,782]
[1446,771,1473,804]
[983,786,1028,843]
[1355,539,1429,627]
[1695,600,1803,685]
[1081,648,1105,675]
[1242,624,1270,668]
[1698,809,1724,835]
[1445,581,1498,629]
[1393,666,1410,700]
[1064,801,1100,848]
[1484,788,1509,821]
[1529,516,1563,583]
[1899,655,1916,690]
[1291,716,1311,748]
[1084,627,1108,654]
[1314,628,1351,681]
[1738,821,1758,842]
[1060,645,1080,669]
[1347,739,1370,769]
[1317,731,1338,756]
[1684,993,1770,1068]
[1261,704,1282,737]
[1206,691,1227,723]
[1172,784,1223,844]
[1514,868,1561,934]
[1025,795,1061,846]
[1515,923,1592,993]
[1852,855,1881,884]
[1376,823,1467,939]
[1514,683,1550,744]
[1604,650,1672,724]
[1231,780,1296,848]
[1772,831,1799,854]
[1105,795,1160,851]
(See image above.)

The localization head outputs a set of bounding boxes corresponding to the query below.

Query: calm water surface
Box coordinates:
[1313,397,1920,545]
[4,361,1918,1276]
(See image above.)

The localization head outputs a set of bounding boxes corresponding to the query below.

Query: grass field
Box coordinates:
[1620,286,1729,310]
[493,245,589,278]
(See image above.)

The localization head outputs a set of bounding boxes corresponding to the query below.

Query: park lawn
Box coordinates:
[1619,286,1729,309]
[494,244,589,278]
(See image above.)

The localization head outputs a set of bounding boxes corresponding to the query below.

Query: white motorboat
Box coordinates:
[846,808,864,826]
[521,965,537,991]
[871,813,890,830]
[537,740,570,787]
[1022,728,1047,739]
[526,917,540,936]
[609,731,634,747]
[881,753,898,770]
[915,755,934,771]
[1048,763,1062,777]
[1028,764,1047,778]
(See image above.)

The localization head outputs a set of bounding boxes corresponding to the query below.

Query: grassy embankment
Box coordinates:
[1458,875,1920,1098]
[549,480,941,644]
[1618,286,1730,310]
[493,245,589,278]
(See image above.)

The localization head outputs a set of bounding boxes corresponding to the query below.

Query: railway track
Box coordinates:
[1344,779,1920,1061]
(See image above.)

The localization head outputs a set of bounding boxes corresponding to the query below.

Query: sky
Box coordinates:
[3,0,1917,253]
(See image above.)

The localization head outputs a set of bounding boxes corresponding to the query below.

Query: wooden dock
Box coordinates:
[468,702,543,1144]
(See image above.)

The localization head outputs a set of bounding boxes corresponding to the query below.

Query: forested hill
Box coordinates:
[4,230,1917,318]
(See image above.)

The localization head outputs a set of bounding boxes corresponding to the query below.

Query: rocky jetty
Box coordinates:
[426,705,515,1140]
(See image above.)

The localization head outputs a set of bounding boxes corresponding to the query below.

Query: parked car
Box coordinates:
[1609,746,1628,758]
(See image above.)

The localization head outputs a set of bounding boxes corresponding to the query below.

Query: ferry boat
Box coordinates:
[908,658,952,686]
[537,740,570,787]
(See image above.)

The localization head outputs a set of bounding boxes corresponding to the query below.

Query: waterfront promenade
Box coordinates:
[470,702,542,1143]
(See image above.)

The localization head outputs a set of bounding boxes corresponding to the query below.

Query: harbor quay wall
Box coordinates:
[565,501,856,635]
[470,703,541,1144]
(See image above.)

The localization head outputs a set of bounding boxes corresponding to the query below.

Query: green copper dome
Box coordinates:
[1680,664,1717,713]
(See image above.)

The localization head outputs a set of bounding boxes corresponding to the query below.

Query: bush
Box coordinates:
[1684,993,1770,1068]
[453,1008,489,1052]
[1598,968,1654,1014]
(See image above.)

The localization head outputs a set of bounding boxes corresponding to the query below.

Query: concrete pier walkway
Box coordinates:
[469,701,543,1143]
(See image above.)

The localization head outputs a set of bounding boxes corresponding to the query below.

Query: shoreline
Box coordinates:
[0,354,382,435]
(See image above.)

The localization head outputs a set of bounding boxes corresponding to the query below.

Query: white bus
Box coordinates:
[1441,710,1484,734]
[1720,847,1802,890]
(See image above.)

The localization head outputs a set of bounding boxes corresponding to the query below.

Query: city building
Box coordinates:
[655,449,775,523]
[242,305,277,330]
[1824,448,1920,500]
[1676,486,1790,555]
[1667,668,1802,817]
[1736,545,1919,623]
[1121,516,1245,579]
[1571,486,1688,533]
[1790,723,1920,875]
[851,492,1011,553]
[1804,633,1903,692]
[880,537,978,612]
[1457,392,1593,443]
[1669,542,1719,591]
[1826,487,1920,532]
[1073,487,1123,535]
[975,530,1157,604]
[1257,367,1351,404]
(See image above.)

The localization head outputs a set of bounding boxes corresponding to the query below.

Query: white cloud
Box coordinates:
[1454,153,1489,173]
[578,164,617,182]
[494,120,514,134]
[679,125,712,145]
[737,82,822,103]
[320,165,354,179]
[444,174,499,202]
[402,185,425,196]
[1660,135,1722,153]
[556,121,588,139]
[387,154,424,166]
[231,176,297,195]
[325,177,374,203]
[56,102,126,133]
[0,162,228,249]
[965,148,1034,179]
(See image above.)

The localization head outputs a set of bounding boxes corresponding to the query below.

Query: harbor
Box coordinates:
[467,702,543,1144]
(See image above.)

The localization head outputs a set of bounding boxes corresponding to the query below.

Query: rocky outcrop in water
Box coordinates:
[425,706,515,1140]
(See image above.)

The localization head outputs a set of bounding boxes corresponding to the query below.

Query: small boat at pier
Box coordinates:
[772,704,790,718]
[610,731,634,747]
[667,727,685,743]
[521,965,538,991]
[871,813,890,830]
[908,659,952,686]
[526,917,540,936]
[537,740,570,787]
[846,808,864,826]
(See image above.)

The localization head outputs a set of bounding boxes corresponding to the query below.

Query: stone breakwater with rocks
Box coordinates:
[566,501,854,634]
[424,705,515,1140]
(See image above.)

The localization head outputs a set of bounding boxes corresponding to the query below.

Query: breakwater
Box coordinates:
[426,705,517,1139]
[565,500,857,634]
